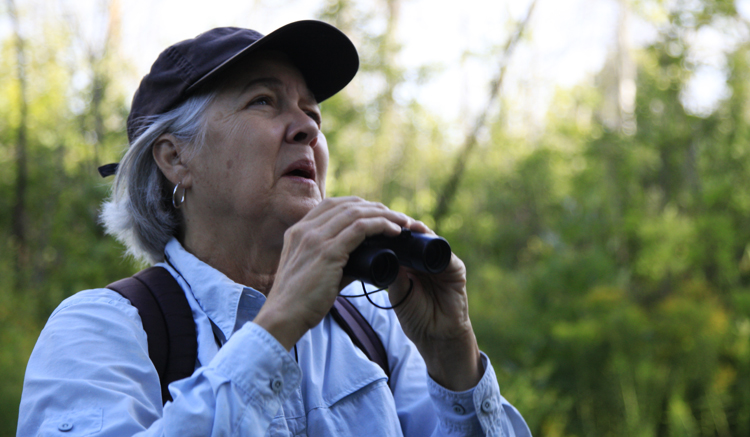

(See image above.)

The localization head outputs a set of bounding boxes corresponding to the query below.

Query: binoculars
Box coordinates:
[343,229,452,287]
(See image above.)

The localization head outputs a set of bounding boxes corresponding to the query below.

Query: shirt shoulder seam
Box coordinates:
[50,288,137,319]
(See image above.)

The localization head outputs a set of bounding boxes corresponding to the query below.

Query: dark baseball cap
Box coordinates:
[99,20,358,178]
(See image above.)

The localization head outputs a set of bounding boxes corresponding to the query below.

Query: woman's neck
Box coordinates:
[180,215,285,296]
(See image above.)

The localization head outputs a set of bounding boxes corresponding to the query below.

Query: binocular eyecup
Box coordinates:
[343,229,452,288]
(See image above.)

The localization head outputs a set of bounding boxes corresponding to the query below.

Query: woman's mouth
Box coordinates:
[282,160,316,183]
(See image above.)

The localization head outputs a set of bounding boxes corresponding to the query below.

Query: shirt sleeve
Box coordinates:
[347,288,531,437]
[426,354,532,437]
[17,289,301,437]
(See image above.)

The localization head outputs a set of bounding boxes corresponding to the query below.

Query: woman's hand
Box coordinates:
[387,224,483,392]
[253,197,412,350]
[254,197,482,391]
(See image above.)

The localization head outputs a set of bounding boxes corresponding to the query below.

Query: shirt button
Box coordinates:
[271,377,284,393]
[58,422,73,432]
[481,398,496,413]
[452,403,466,415]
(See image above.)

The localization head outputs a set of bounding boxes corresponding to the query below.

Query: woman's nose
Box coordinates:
[286,109,320,146]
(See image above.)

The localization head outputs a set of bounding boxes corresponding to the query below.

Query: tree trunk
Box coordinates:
[376,0,403,201]
[7,0,29,293]
[595,0,636,264]
[87,0,121,167]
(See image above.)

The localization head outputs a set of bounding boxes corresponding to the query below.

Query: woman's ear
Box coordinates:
[153,134,192,188]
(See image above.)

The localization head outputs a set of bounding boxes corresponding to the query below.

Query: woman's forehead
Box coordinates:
[219,51,314,99]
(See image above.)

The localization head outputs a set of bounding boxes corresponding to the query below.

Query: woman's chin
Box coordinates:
[282,196,322,224]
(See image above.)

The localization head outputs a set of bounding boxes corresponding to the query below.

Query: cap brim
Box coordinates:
[187,20,359,103]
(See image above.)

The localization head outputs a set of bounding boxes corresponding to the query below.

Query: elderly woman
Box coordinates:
[18,21,530,436]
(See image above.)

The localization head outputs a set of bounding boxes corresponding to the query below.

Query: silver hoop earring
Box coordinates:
[172,182,186,209]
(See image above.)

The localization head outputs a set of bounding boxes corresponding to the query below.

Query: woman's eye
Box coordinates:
[248,96,271,107]
[306,111,322,126]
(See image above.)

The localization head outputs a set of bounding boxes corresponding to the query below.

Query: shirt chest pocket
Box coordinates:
[38,408,102,436]
[295,315,390,406]
[310,378,400,436]
[286,318,403,436]
[316,318,391,409]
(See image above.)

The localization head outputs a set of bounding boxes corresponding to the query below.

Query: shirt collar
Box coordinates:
[164,238,267,342]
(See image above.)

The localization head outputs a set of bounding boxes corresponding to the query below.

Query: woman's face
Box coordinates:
[186,52,329,231]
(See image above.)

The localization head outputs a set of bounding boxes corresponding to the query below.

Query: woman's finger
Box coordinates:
[298,199,411,241]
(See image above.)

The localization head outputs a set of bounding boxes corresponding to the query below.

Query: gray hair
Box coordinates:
[100,92,216,264]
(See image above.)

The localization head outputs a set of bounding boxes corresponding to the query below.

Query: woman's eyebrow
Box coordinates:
[240,77,284,94]
[239,76,317,104]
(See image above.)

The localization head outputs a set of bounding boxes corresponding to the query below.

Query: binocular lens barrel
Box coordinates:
[343,246,399,288]
[422,238,452,273]
[343,230,452,287]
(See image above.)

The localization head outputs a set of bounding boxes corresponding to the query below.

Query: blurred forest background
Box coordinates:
[3,0,750,435]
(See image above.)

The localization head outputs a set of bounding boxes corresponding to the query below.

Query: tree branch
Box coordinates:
[432,0,538,231]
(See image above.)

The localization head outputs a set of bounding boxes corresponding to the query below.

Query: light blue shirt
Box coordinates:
[18,238,531,436]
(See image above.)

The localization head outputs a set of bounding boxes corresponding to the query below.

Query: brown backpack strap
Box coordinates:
[108,267,390,402]
[107,266,197,404]
[331,296,390,382]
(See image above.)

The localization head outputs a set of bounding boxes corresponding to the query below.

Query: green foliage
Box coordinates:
[432,3,750,434]
[321,1,750,435]
[0,8,138,434]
